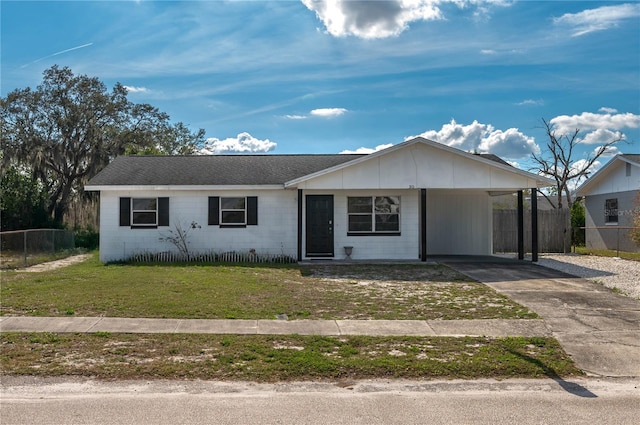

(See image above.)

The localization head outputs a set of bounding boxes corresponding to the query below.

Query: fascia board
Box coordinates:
[84,184,284,191]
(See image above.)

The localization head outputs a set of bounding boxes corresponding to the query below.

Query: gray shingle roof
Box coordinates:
[87,154,366,186]
[622,154,640,165]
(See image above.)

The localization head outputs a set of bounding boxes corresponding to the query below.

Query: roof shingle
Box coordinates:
[87,154,366,186]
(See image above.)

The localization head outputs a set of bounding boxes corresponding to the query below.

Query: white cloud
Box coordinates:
[516,99,544,106]
[478,127,540,158]
[570,159,602,190]
[581,128,625,145]
[301,0,444,39]
[480,49,497,55]
[340,143,394,154]
[599,107,618,114]
[310,107,348,117]
[553,3,640,37]
[123,85,149,93]
[284,114,307,120]
[550,111,640,135]
[408,119,540,159]
[200,132,277,154]
[593,145,620,158]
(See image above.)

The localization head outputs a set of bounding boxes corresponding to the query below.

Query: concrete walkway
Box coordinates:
[445,261,640,378]
[0,317,548,338]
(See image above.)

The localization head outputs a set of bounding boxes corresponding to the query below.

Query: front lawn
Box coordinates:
[0,333,580,381]
[0,253,536,320]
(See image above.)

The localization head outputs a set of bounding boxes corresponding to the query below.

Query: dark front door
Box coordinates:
[306,195,334,257]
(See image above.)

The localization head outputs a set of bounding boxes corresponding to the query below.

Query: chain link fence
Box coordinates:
[0,229,75,269]
[579,226,640,256]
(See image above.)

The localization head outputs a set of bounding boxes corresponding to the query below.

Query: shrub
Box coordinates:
[74,227,99,250]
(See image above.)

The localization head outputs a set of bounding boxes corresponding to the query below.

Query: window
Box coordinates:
[208,196,258,227]
[348,196,400,235]
[221,197,246,225]
[132,198,157,226]
[119,197,169,228]
[605,198,618,224]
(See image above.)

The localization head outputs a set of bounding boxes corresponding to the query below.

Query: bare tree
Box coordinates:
[531,118,623,209]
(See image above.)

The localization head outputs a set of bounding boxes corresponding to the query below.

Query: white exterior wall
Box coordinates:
[98,189,298,262]
[295,143,541,190]
[302,189,419,260]
[580,160,640,196]
[426,190,492,255]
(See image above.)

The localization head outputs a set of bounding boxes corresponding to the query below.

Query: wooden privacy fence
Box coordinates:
[493,209,571,253]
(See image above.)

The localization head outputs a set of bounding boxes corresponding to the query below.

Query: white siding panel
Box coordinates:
[426,190,491,255]
[298,142,542,190]
[583,161,640,196]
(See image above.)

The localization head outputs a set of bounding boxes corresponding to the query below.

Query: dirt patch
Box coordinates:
[17,254,92,273]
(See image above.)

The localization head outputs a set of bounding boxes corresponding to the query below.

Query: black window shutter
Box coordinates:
[247,196,258,225]
[119,197,131,226]
[158,197,170,226]
[208,197,220,225]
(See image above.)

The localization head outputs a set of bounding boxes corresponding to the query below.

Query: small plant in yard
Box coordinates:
[159,221,201,259]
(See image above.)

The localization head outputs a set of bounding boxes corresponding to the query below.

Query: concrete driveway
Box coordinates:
[445,260,640,377]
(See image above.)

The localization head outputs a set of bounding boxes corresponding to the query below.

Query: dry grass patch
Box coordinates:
[0,332,581,381]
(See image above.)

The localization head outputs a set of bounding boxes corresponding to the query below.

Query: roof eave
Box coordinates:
[84,184,285,191]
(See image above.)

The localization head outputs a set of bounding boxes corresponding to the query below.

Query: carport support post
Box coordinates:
[531,188,538,262]
[420,189,427,262]
[517,190,524,260]
[297,189,303,261]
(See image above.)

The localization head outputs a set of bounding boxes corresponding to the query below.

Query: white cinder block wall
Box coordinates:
[302,189,420,261]
[99,188,492,262]
[99,189,298,262]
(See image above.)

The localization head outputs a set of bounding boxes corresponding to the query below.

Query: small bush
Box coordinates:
[75,227,99,250]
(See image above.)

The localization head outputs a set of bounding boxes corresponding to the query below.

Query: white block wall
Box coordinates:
[98,187,492,262]
[98,189,298,263]
[302,189,420,260]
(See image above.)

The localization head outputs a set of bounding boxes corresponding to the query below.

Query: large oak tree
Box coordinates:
[1,66,205,225]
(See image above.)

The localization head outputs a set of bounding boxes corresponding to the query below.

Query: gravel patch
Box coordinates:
[537,254,640,299]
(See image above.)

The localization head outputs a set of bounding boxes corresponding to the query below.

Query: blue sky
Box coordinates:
[2,0,639,174]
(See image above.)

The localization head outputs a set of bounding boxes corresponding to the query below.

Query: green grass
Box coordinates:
[573,246,640,261]
[0,253,536,320]
[0,332,581,381]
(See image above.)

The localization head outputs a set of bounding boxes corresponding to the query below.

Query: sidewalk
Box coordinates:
[0,316,549,337]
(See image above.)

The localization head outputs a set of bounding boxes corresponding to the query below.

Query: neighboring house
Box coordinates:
[85,137,554,263]
[576,154,640,253]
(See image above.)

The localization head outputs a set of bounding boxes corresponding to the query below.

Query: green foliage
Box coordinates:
[74,227,99,250]
[0,166,56,231]
[1,65,205,225]
[571,198,585,246]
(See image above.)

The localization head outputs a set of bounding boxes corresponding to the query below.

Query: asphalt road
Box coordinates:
[2,377,638,425]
